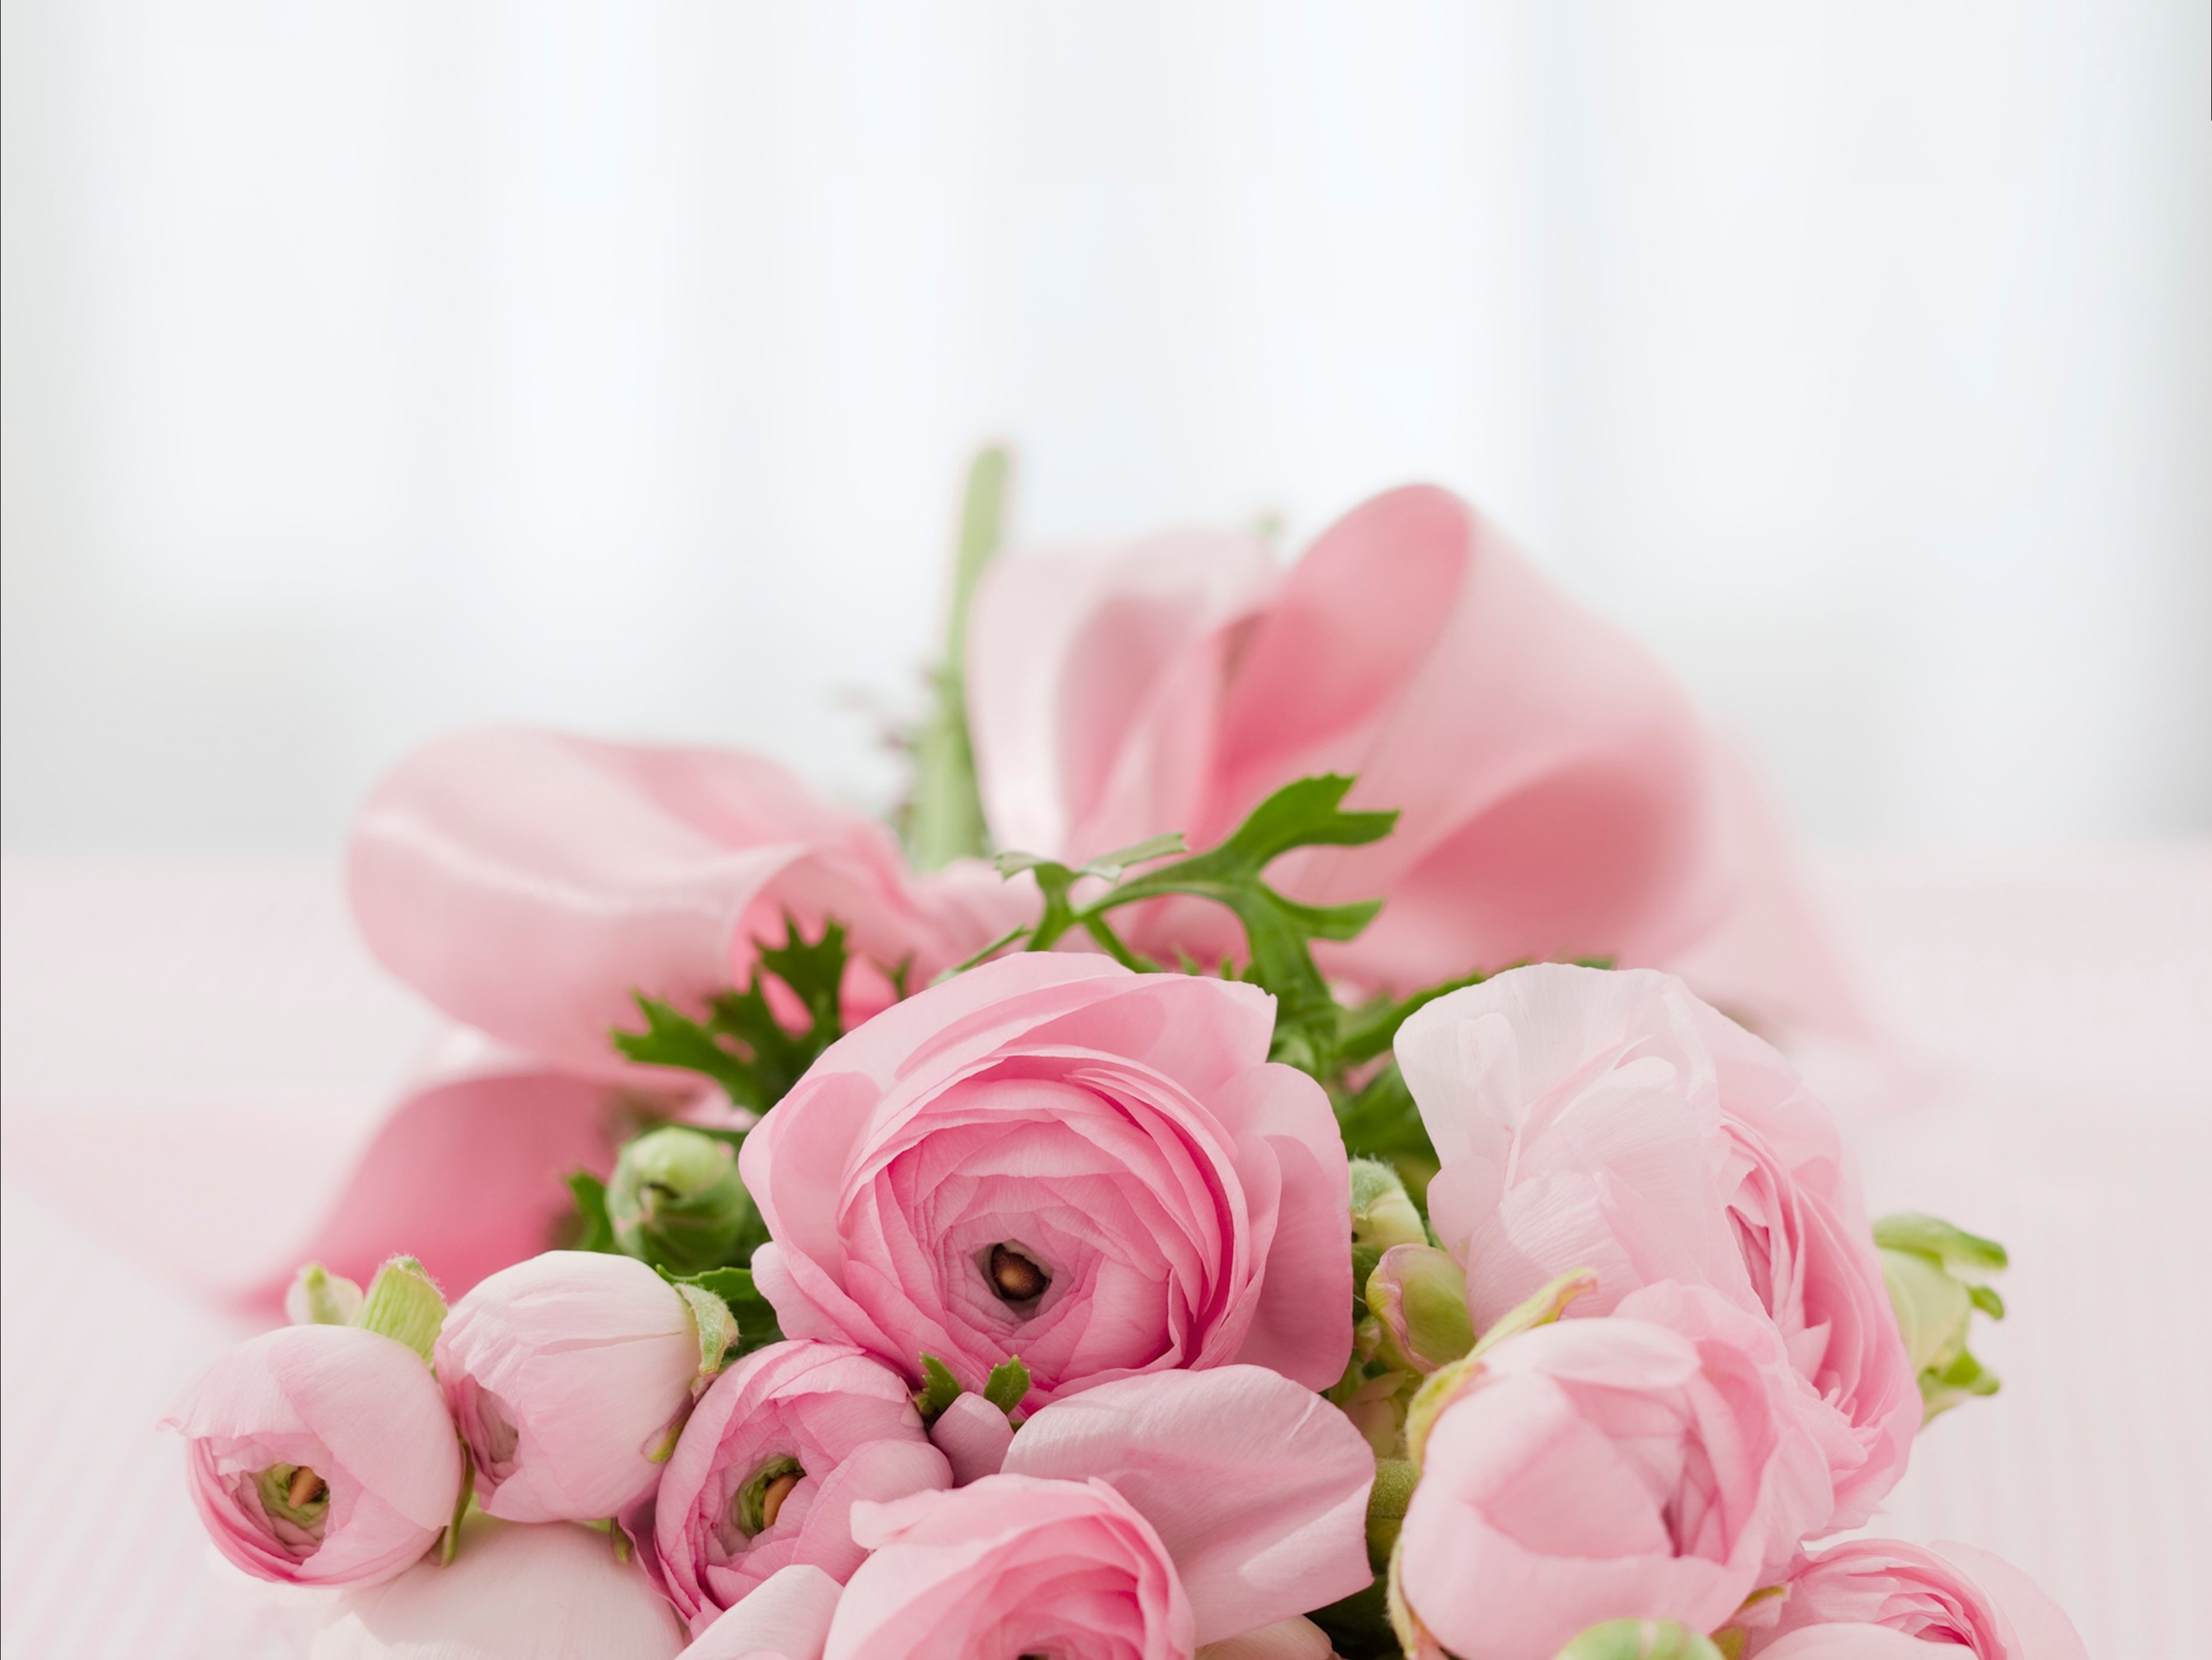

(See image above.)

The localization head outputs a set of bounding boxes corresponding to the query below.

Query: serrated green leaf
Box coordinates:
[612,915,851,1113]
[915,1354,962,1421]
[983,1356,1031,1416]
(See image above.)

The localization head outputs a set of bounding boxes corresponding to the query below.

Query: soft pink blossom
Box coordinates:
[163,1323,463,1588]
[1396,965,1919,1528]
[1395,1283,1842,1660]
[310,1513,686,1659]
[1746,1539,2089,1660]
[435,1251,702,1523]
[966,485,1864,1040]
[643,1341,951,1634]
[740,955,1352,1405]
[819,1365,1372,1659]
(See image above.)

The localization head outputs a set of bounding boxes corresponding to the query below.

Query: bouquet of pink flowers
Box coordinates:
[164,470,2084,1660]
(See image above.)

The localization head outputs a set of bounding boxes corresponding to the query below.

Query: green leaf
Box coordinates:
[909,444,1012,872]
[983,1356,1031,1416]
[914,1354,963,1421]
[564,1171,616,1254]
[612,916,851,1112]
[1872,1212,2009,1277]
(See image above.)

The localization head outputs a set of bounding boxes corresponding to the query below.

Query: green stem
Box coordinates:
[910,445,1011,872]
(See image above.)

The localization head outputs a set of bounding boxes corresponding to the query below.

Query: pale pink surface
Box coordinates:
[677,1565,843,1660]
[346,726,1031,1076]
[309,1513,686,1659]
[643,1341,949,1633]
[1747,1540,2089,1659]
[1191,1619,1335,1660]
[162,1323,463,1588]
[1002,1365,1375,1645]
[830,1475,1196,1660]
[434,1250,700,1523]
[925,1391,1014,1483]
[1397,964,1918,1527]
[739,954,1352,1404]
[967,485,1865,1040]
[1397,1283,1840,1660]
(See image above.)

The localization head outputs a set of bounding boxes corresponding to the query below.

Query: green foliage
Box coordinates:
[564,1171,615,1254]
[983,1356,1031,1417]
[1875,1211,2008,1422]
[612,916,850,1113]
[914,1354,963,1422]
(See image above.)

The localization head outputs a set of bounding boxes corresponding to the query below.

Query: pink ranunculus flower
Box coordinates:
[643,1340,952,1635]
[824,1365,1375,1659]
[435,1251,705,1523]
[1744,1539,2089,1660]
[739,954,1352,1405]
[1396,1282,1844,1660]
[966,485,1866,1042]
[163,1323,464,1588]
[1396,964,1919,1530]
[311,1513,687,1659]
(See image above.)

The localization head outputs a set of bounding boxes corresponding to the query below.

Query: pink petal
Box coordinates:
[1004,1366,1375,1644]
[677,1566,843,1660]
[927,1394,1014,1484]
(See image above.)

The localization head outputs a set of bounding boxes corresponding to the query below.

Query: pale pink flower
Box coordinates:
[163,1323,463,1588]
[1396,965,1919,1529]
[1395,1283,1842,1660]
[823,1365,1375,1659]
[643,1341,951,1635]
[1747,1539,2089,1660]
[740,955,1352,1405]
[435,1251,702,1523]
[310,1513,686,1659]
[966,485,1864,1041]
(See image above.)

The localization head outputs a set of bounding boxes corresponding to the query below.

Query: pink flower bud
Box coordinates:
[163,1323,463,1588]
[435,1251,705,1523]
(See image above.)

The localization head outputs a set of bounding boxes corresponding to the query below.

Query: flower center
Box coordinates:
[253,1462,332,1546]
[732,1456,805,1538]
[988,1243,1051,1305]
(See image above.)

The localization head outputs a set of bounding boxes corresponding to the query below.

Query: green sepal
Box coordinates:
[357,1257,446,1364]
[1873,1212,2009,1276]
[914,1354,962,1422]
[983,1356,1031,1417]
[674,1281,741,1386]
[660,1266,783,1361]
[286,1262,364,1326]
[606,1125,769,1278]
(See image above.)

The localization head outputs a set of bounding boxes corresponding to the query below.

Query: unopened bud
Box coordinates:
[1367,1245,1475,1375]
[284,1262,364,1327]
[607,1126,765,1277]
[1874,1212,2006,1422]
[1553,1620,1725,1660]
[1350,1158,1427,1254]
[1364,1456,1417,1571]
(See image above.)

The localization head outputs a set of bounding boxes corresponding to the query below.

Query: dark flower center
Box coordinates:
[988,1243,1051,1304]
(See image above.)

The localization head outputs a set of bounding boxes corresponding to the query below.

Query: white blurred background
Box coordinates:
[4,0,2209,853]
